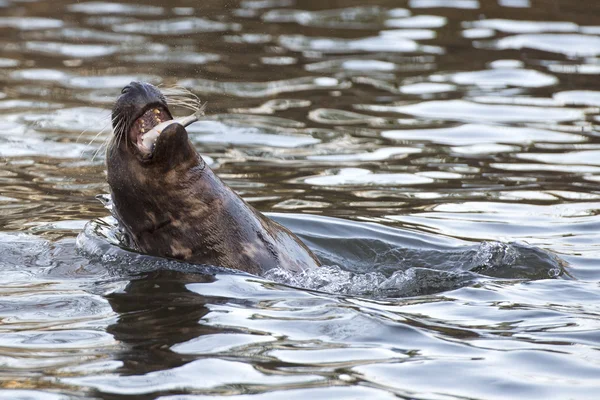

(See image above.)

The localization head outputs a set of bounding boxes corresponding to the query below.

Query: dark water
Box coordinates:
[2,0,600,398]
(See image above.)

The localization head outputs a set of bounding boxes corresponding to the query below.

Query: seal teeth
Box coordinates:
[153,109,160,114]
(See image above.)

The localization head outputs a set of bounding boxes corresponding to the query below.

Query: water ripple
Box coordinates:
[113,18,241,35]
[466,18,579,33]
[68,2,165,15]
[159,386,398,400]
[410,0,480,8]
[264,6,410,30]
[23,41,120,58]
[299,168,435,186]
[381,123,584,145]
[64,358,323,395]
[363,100,586,123]
[489,33,600,57]
[180,76,348,98]
[0,17,63,30]
[279,34,422,54]
[1,1,600,399]
[448,68,558,88]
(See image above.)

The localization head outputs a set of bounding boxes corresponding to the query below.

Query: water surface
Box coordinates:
[1,0,600,399]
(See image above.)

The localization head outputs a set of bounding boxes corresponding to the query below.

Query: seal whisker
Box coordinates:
[110,115,127,154]
[161,85,200,99]
[92,116,118,162]
[76,126,91,145]
[91,140,107,162]
[116,116,130,152]
[80,113,112,160]
[76,110,111,144]
[169,101,201,113]
[88,119,113,161]
[168,96,201,107]
[162,85,203,114]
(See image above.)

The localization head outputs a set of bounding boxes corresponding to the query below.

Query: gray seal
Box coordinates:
[106,82,320,275]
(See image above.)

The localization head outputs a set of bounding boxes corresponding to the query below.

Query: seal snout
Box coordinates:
[111,81,201,169]
[111,81,175,158]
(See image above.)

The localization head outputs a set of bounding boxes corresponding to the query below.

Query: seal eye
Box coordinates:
[121,86,130,94]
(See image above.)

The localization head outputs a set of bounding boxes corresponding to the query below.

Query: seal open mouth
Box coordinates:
[129,106,172,156]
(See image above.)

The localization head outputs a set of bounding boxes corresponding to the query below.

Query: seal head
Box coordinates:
[107,82,320,275]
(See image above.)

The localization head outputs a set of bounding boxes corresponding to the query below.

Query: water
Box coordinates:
[1,0,600,398]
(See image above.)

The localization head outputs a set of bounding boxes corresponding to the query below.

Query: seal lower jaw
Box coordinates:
[129,106,172,157]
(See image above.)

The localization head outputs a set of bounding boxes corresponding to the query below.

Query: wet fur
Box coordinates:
[107,82,320,275]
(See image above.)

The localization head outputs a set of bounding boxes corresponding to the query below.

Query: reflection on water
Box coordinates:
[1,0,600,399]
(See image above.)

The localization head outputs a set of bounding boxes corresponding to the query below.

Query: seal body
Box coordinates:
[107,82,320,275]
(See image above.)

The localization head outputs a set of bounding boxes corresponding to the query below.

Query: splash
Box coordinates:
[77,197,568,299]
